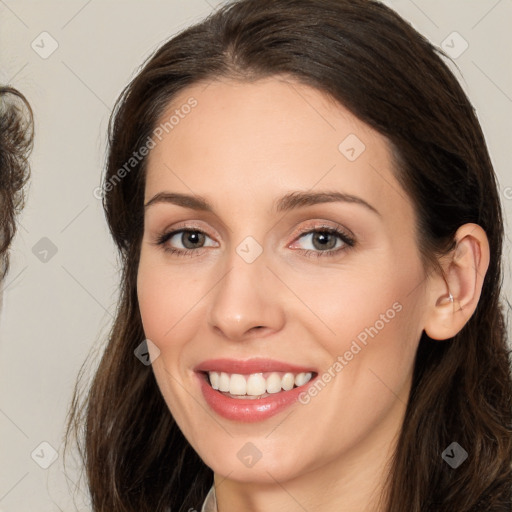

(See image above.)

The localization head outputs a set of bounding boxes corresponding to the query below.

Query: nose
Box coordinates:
[206,251,286,342]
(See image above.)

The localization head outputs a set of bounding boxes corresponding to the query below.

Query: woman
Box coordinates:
[66,0,512,510]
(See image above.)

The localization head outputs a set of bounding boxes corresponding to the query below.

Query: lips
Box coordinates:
[194,357,317,374]
[194,358,319,422]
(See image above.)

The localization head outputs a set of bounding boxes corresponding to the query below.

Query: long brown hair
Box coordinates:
[65,1,512,510]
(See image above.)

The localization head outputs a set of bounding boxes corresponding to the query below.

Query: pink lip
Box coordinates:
[194,357,316,374]
[194,358,318,423]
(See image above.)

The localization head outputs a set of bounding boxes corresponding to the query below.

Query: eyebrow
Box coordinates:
[144,190,380,216]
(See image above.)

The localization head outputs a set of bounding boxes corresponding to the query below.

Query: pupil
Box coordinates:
[313,231,335,250]
[183,231,204,249]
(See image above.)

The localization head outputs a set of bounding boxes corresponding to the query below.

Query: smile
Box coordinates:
[207,371,314,399]
[194,358,319,422]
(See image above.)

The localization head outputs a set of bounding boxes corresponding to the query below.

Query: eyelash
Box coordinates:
[152,224,355,259]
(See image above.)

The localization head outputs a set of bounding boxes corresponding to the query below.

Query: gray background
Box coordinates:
[0,1,511,510]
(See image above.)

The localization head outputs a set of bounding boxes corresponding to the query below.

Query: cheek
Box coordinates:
[136,258,202,347]
[293,256,424,399]
[136,261,201,424]
[290,264,415,348]
[137,269,167,342]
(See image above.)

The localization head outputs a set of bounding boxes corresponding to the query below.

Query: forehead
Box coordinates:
[144,77,413,224]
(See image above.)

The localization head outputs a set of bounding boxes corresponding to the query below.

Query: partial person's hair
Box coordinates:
[0,86,33,280]
[65,1,512,511]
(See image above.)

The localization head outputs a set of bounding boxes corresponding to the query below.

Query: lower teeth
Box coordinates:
[219,387,297,399]
[224,392,269,399]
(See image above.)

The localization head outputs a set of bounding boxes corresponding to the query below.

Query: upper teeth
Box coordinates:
[208,371,313,396]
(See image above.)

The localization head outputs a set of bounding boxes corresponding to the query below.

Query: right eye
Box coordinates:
[154,228,218,257]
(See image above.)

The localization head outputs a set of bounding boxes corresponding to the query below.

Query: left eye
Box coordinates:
[290,227,355,258]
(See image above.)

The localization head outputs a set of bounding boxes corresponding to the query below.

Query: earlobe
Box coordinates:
[424,223,490,341]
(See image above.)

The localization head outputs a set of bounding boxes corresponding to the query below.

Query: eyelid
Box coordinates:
[154,219,353,242]
[154,220,219,240]
[288,221,355,243]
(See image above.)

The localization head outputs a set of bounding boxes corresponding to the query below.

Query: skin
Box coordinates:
[137,76,489,512]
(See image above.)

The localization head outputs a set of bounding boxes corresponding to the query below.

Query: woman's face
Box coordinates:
[137,76,431,484]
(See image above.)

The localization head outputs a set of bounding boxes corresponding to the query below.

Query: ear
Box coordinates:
[423,223,490,341]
